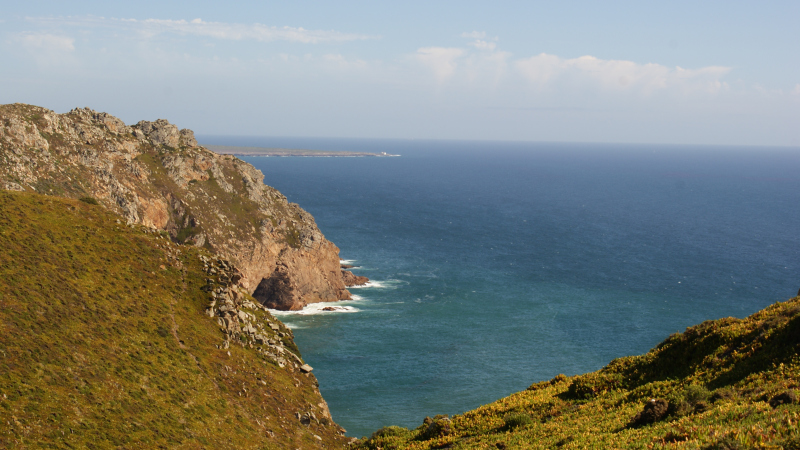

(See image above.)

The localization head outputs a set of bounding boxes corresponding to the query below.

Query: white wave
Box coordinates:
[339,259,357,265]
[269,302,360,316]
[347,279,399,289]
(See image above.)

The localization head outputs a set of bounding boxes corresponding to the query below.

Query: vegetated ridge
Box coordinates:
[356,295,800,449]
[0,190,351,448]
[0,103,368,311]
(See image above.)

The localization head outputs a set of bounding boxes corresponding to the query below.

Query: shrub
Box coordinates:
[668,384,711,417]
[503,412,533,430]
[78,196,99,205]
[417,415,452,440]
[710,387,736,403]
[628,398,669,428]
[704,434,746,450]
[769,390,798,408]
[370,425,409,439]
[779,434,800,450]
[566,372,624,399]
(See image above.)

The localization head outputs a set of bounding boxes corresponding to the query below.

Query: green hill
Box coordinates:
[356,296,800,449]
[0,190,349,449]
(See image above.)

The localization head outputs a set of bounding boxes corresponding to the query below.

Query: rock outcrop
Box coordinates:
[342,270,369,287]
[0,103,365,310]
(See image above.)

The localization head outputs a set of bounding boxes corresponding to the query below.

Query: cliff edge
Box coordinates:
[0,103,365,310]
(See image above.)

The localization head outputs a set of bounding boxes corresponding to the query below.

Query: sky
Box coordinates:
[2,1,799,146]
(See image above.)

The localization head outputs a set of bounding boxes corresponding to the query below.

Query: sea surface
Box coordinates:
[200,136,800,437]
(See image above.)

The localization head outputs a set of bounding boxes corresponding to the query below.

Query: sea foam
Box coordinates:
[347,279,400,289]
[268,301,361,317]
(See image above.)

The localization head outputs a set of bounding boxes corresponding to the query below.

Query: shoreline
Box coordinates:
[205,144,400,157]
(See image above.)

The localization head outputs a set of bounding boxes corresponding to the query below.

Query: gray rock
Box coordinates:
[180,128,198,147]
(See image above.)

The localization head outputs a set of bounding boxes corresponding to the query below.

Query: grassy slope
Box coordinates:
[357,298,800,449]
[0,190,348,449]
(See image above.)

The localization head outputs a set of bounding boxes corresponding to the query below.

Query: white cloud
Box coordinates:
[469,40,496,51]
[322,53,368,70]
[460,31,486,39]
[792,84,800,95]
[412,39,731,98]
[516,53,731,94]
[18,32,75,52]
[415,47,465,82]
[12,32,77,67]
[137,18,375,43]
[28,16,376,44]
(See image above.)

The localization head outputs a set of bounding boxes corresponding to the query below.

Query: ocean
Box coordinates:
[199,136,800,437]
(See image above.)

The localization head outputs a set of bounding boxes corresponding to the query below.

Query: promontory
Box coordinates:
[0,103,367,311]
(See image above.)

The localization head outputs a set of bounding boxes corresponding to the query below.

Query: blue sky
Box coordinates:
[2,1,798,146]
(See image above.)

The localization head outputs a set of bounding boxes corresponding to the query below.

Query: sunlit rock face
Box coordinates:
[0,103,364,310]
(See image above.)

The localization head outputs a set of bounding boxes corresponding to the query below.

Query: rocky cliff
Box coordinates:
[0,103,365,310]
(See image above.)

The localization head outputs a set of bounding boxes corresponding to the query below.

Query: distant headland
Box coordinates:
[205,144,400,157]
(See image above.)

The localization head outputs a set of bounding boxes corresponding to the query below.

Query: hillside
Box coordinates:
[356,296,800,449]
[0,190,350,448]
[0,103,366,311]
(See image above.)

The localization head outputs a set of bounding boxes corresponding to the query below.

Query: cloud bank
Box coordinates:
[409,32,732,95]
[516,53,731,94]
[28,16,377,44]
[17,32,75,52]
[130,18,376,43]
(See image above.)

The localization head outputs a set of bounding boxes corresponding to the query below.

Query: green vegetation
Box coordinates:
[0,190,347,449]
[356,297,800,449]
[78,196,99,205]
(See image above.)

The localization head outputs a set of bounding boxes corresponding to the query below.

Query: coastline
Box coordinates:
[205,144,400,157]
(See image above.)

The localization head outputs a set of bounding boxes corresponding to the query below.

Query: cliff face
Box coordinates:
[0,103,361,310]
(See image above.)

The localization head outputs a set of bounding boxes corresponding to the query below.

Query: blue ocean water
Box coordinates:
[201,136,800,437]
